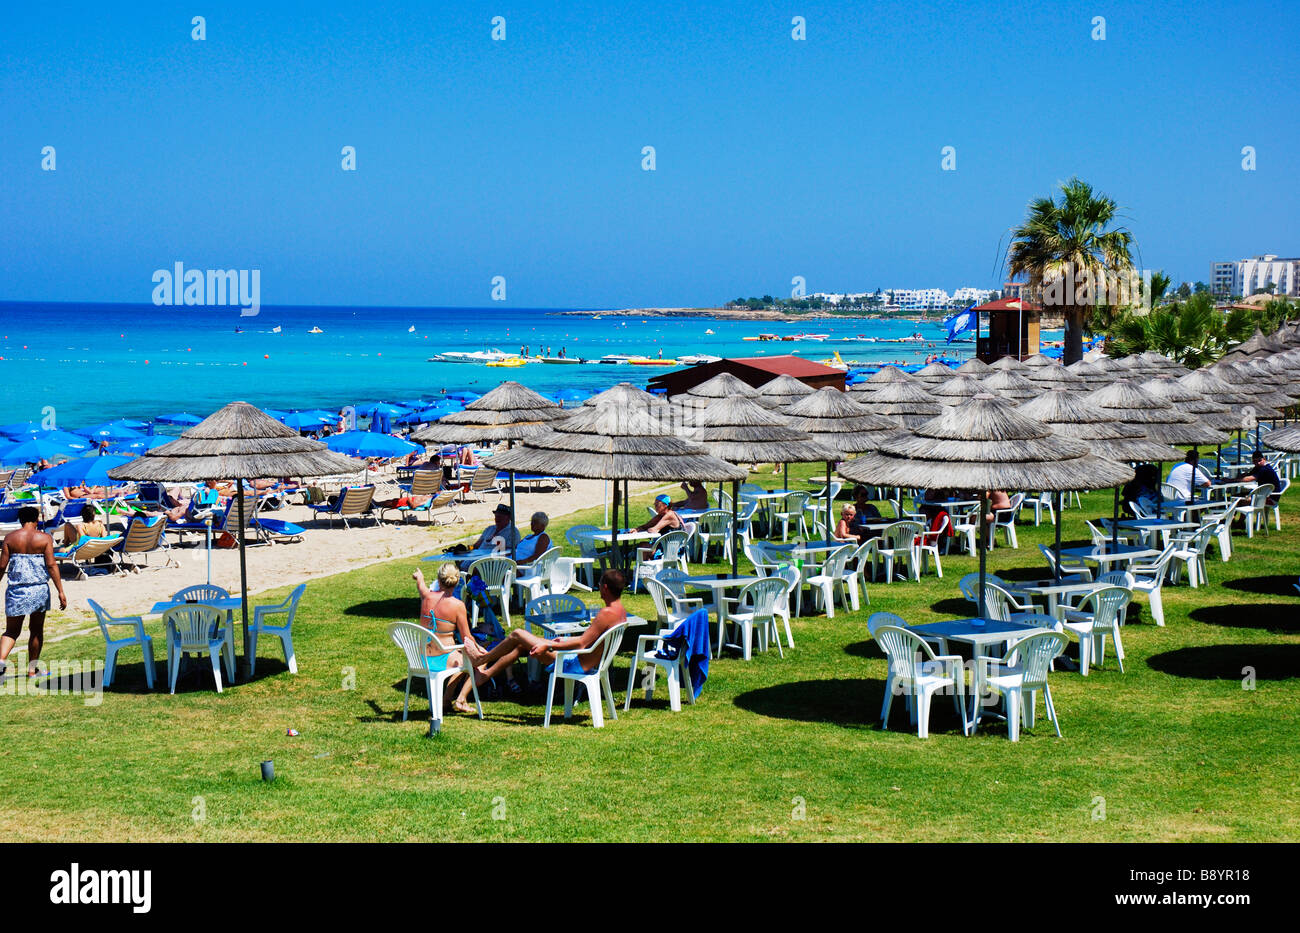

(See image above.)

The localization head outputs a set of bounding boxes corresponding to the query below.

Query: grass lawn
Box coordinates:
[3,464,1298,842]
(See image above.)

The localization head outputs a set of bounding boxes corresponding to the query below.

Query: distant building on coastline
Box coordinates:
[1001,281,1027,300]
[811,286,995,311]
[1210,256,1300,298]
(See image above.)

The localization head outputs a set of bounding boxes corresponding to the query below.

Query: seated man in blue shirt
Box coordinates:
[1240,451,1282,504]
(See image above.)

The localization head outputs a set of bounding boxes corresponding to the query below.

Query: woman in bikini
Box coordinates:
[412,564,490,714]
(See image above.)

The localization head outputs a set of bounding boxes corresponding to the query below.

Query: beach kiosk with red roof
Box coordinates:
[646,354,846,397]
[974,296,1042,362]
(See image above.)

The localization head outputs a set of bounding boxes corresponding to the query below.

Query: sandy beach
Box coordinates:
[16,475,667,660]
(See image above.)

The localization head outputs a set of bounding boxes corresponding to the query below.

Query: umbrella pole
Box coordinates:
[730,479,739,577]
[205,514,213,585]
[237,483,250,677]
[507,439,517,561]
[977,490,988,618]
[623,480,629,537]
[1053,491,1062,583]
[611,481,622,571]
[603,480,609,526]
[825,461,833,544]
[1111,487,1120,551]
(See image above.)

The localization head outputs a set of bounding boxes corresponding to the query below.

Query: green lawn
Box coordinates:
[4,465,1298,842]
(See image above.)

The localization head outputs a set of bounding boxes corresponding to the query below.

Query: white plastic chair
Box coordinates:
[1124,545,1176,627]
[771,564,800,647]
[513,546,562,604]
[164,604,234,694]
[87,598,156,689]
[988,493,1025,549]
[693,509,732,562]
[984,582,1040,623]
[840,540,876,610]
[543,621,629,728]
[387,621,482,734]
[1038,544,1093,583]
[1061,586,1131,676]
[1025,492,1056,527]
[878,521,922,582]
[948,504,979,555]
[912,514,947,579]
[743,540,783,578]
[720,577,790,660]
[973,632,1069,741]
[625,617,697,713]
[643,577,704,634]
[872,624,968,739]
[565,525,606,588]
[770,491,810,542]
[803,545,854,619]
[1168,524,1215,588]
[1270,478,1287,530]
[467,556,516,629]
[1237,484,1274,537]
[631,530,688,594]
[248,583,304,675]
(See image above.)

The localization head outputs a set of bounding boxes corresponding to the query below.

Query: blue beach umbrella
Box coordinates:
[155,412,204,426]
[261,408,289,421]
[106,418,149,429]
[111,436,172,454]
[0,421,43,436]
[282,411,333,431]
[76,423,146,442]
[0,438,84,465]
[322,431,421,459]
[552,388,589,402]
[29,430,94,451]
[397,399,428,409]
[361,402,412,418]
[28,455,137,489]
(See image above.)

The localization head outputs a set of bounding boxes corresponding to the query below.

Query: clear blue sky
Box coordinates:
[2,0,1295,308]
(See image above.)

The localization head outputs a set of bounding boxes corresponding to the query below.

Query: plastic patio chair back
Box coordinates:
[388,620,439,671]
[525,594,590,629]
[172,584,231,604]
[587,620,630,674]
[983,582,1025,622]
[655,530,689,564]
[872,624,940,686]
[999,632,1069,688]
[883,520,922,551]
[468,556,515,589]
[654,567,692,597]
[1097,570,1134,589]
[867,611,907,638]
[528,546,561,580]
[820,545,854,578]
[163,604,223,649]
[1076,586,1132,629]
[736,577,790,619]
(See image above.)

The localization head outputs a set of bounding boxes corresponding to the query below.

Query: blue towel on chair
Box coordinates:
[656,608,711,699]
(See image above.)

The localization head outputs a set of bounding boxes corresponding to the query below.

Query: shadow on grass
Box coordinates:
[929,597,971,616]
[1188,603,1300,634]
[1220,575,1300,598]
[1146,644,1300,680]
[342,598,413,620]
[733,677,958,732]
[843,639,880,659]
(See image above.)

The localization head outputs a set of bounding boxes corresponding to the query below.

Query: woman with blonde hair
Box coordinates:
[412,562,490,714]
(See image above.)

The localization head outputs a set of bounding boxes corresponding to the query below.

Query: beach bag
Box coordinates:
[216,532,238,548]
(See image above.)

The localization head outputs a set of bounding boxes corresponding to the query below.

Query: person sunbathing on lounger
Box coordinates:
[60,505,108,547]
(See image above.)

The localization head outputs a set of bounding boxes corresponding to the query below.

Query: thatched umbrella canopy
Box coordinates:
[1026,363,1088,391]
[108,401,366,675]
[1138,350,1184,372]
[782,387,895,450]
[839,393,1132,610]
[1117,355,1161,379]
[1263,423,1300,452]
[913,361,956,384]
[1066,358,1114,387]
[756,374,816,409]
[1179,368,1259,408]
[683,372,760,402]
[850,379,943,427]
[1141,375,1240,431]
[858,365,922,393]
[690,396,841,557]
[1227,328,1288,359]
[931,374,988,406]
[988,355,1029,373]
[411,381,565,444]
[980,369,1038,401]
[1084,381,1229,447]
[1210,361,1292,413]
[1022,353,1059,368]
[1091,356,1129,380]
[582,382,668,409]
[954,357,992,376]
[1018,390,1182,463]
[485,402,745,569]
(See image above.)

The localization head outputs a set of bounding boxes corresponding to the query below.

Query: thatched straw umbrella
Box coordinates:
[1084,380,1229,448]
[1066,359,1111,386]
[1263,423,1300,452]
[756,374,816,409]
[1022,353,1059,369]
[1090,356,1129,381]
[689,396,840,568]
[680,372,761,406]
[931,374,988,406]
[1141,376,1239,431]
[988,355,1029,373]
[913,361,956,384]
[108,402,365,673]
[412,381,567,555]
[860,365,922,392]
[483,402,744,568]
[850,379,943,427]
[980,369,1038,401]
[782,388,896,540]
[954,357,993,376]
[839,394,1131,612]
[1019,389,1182,568]
[1026,363,1088,391]
[582,382,668,409]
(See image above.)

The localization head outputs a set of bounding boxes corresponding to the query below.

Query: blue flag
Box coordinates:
[943,304,977,344]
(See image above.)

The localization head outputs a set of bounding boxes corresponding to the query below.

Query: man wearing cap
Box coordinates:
[474,503,521,554]
[637,494,684,536]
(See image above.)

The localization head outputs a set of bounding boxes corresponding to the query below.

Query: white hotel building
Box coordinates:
[1210,255,1300,298]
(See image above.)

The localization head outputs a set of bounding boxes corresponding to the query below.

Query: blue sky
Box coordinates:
[2,0,1295,308]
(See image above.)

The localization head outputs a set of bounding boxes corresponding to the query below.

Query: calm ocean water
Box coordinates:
[0,302,968,429]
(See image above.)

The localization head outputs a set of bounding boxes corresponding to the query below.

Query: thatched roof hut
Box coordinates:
[756,373,817,409]
[1084,381,1229,446]
[912,361,956,384]
[782,387,895,452]
[688,396,840,465]
[850,379,943,427]
[411,381,566,444]
[954,357,993,376]
[931,374,989,406]
[1140,375,1240,431]
[582,382,668,409]
[1263,423,1300,453]
[980,369,1038,401]
[988,355,1029,373]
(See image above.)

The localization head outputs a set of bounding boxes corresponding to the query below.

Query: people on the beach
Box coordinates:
[1121,464,1160,517]
[471,569,626,684]
[0,507,68,679]
[635,494,684,561]
[60,505,108,547]
[473,504,520,554]
[1239,451,1282,506]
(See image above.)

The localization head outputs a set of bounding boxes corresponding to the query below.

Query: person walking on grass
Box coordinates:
[0,506,68,679]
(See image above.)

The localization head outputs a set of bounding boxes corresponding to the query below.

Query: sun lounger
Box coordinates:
[309,485,377,528]
[116,515,178,571]
[55,535,124,580]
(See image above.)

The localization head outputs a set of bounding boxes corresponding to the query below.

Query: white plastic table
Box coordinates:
[1058,544,1160,569]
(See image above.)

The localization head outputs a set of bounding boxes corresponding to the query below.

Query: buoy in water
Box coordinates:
[264,354,269,359]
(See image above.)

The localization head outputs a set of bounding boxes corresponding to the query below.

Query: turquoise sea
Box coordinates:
[0,302,971,429]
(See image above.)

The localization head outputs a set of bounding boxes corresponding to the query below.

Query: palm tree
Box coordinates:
[1007,178,1135,364]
